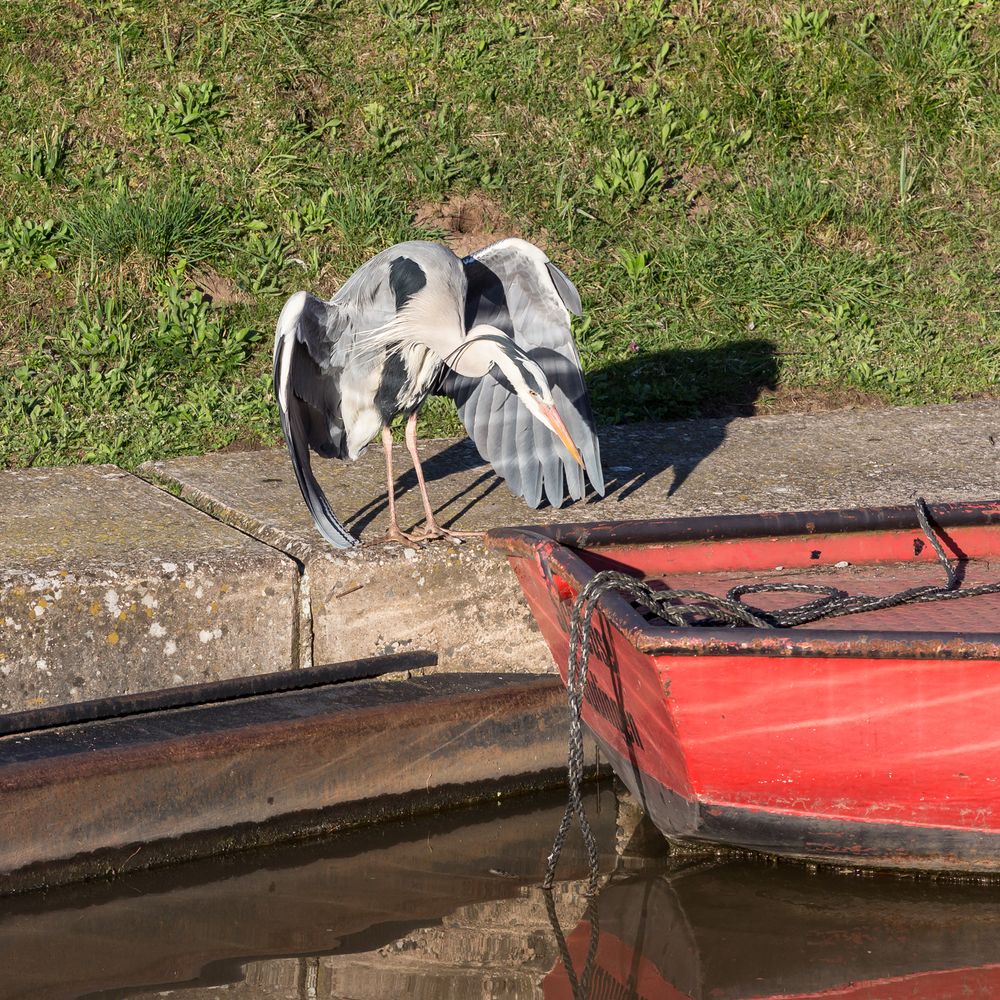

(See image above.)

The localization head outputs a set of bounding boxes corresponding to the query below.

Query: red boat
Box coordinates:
[487,500,1000,875]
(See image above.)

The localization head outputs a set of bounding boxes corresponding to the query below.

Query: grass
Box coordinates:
[1,0,998,468]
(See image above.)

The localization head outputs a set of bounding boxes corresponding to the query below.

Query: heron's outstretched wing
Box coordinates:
[274,242,459,547]
[273,291,359,548]
[439,238,604,509]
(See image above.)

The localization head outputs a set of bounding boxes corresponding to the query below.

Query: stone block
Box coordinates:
[144,402,1000,676]
[0,466,299,712]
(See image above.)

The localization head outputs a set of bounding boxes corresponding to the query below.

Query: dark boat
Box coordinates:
[487,500,1000,874]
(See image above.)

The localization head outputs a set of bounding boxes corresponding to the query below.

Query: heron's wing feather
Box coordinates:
[273,292,358,548]
[439,239,603,508]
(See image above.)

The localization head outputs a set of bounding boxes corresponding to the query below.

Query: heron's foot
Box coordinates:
[410,522,484,543]
[380,526,426,549]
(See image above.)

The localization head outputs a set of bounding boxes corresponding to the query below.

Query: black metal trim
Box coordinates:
[0,651,438,737]
[595,731,1000,876]
[499,498,1000,549]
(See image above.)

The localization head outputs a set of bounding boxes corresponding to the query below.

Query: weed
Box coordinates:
[592,147,665,204]
[244,231,289,294]
[618,247,655,284]
[20,126,71,185]
[283,189,339,238]
[413,142,477,193]
[156,263,258,363]
[0,218,66,273]
[897,144,919,205]
[377,0,445,18]
[362,102,406,157]
[782,5,831,44]
[148,82,227,145]
[66,182,231,270]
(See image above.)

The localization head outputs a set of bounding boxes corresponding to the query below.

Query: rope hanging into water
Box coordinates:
[544,497,1000,892]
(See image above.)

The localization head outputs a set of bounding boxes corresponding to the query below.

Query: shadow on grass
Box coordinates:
[346,339,778,534]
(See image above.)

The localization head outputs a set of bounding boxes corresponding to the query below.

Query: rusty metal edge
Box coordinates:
[0,673,608,897]
[0,650,439,738]
[486,501,1000,661]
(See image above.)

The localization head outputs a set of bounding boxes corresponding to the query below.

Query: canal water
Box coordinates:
[4,786,1000,1000]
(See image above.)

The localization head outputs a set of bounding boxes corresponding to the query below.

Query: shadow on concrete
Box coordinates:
[592,339,779,501]
[346,339,778,532]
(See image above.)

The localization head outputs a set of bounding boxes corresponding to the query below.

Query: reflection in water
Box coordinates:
[3,787,1000,1000]
[544,863,1000,1000]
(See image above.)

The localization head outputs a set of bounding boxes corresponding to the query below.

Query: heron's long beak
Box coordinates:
[538,401,585,468]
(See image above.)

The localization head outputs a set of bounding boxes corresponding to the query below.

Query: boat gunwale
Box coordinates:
[486,499,1000,662]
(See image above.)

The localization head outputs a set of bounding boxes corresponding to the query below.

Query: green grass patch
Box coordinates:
[1,0,998,469]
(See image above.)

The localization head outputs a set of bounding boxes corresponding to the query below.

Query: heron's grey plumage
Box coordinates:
[438,238,605,508]
[274,242,461,547]
[275,237,604,547]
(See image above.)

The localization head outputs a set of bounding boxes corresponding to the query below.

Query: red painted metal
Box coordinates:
[488,500,1000,873]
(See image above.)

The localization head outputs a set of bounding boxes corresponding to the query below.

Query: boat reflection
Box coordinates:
[1,788,617,1000]
[4,786,999,1000]
[543,862,1000,1000]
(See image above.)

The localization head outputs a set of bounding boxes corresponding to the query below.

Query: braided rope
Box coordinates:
[542,888,601,1000]
[543,498,1000,892]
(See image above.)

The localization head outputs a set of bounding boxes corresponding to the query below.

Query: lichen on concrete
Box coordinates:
[0,466,300,713]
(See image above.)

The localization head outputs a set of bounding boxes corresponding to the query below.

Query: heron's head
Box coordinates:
[449,327,585,468]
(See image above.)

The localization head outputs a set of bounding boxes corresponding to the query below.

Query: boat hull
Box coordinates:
[489,501,1000,874]
[597,727,1000,873]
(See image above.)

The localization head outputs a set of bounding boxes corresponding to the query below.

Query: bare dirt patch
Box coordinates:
[191,269,253,307]
[677,163,717,219]
[751,384,885,415]
[413,193,523,256]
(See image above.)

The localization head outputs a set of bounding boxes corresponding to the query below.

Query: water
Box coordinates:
[4,787,999,1000]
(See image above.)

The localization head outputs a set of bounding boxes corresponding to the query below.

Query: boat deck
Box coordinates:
[632,560,1000,633]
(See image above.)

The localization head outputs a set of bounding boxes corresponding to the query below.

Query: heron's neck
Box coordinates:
[442,324,515,379]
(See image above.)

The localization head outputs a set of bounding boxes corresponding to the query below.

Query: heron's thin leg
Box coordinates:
[405,412,482,541]
[381,425,422,547]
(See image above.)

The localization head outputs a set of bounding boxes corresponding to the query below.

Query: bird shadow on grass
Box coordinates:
[345,339,778,534]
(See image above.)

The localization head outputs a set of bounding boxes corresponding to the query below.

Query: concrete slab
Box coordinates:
[144,402,1000,673]
[0,466,299,713]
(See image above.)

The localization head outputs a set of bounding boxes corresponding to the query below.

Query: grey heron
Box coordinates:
[274,237,604,546]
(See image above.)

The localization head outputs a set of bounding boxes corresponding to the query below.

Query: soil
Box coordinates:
[191,269,254,307]
[413,192,526,257]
